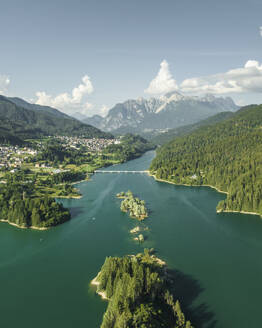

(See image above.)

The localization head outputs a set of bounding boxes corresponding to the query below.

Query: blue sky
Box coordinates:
[0,0,262,116]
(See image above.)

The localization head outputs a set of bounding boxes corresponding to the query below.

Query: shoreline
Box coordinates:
[58,151,153,197]
[0,219,48,230]
[71,178,89,186]
[55,178,90,199]
[91,272,108,300]
[149,173,228,195]
[149,173,262,218]
[56,194,82,199]
[217,209,261,217]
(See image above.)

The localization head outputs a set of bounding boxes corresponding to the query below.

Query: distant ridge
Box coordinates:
[7,97,69,118]
[0,95,112,144]
[70,111,89,121]
[84,92,239,133]
[148,111,235,145]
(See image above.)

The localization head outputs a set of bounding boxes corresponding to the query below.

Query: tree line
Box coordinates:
[104,134,154,162]
[150,105,262,216]
[0,178,70,228]
[95,249,193,328]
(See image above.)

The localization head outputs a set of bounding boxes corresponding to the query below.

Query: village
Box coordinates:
[0,136,121,175]
[0,146,38,170]
[56,136,120,152]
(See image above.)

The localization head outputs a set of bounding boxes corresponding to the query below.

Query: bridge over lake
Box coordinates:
[94,170,150,174]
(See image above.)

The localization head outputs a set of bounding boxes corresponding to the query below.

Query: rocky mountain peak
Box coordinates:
[83,93,239,132]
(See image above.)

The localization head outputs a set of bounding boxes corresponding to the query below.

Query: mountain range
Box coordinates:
[83,92,239,133]
[0,95,111,144]
[0,91,239,145]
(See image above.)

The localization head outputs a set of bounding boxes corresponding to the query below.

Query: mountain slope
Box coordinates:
[84,92,238,133]
[150,105,262,216]
[149,111,234,145]
[7,97,69,118]
[70,112,89,121]
[83,114,103,127]
[0,95,112,143]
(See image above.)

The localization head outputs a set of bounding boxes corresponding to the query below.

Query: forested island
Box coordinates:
[150,105,262,217]
[0,177,70,229]
[117,191,148,220]
[91,249,193,328]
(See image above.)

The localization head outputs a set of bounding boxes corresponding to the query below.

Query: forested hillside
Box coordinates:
[93,250,192,328]
[0,95,111,143]
[7,96,69,118]
[104,134,154,162]
[150,112,234,145]
[150,105,262,216]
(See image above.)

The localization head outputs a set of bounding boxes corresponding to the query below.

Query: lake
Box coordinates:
[1,150,262,327]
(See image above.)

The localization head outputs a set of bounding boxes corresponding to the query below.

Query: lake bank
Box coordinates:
[217,209,261,218]
[1,151,262,328]
[91,272,108,300]
[149,173,228,194]
[149,173,261,218]
[0,219,48,230]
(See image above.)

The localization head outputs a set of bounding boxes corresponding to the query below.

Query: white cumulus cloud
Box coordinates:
[0,75,10,95]
[145,60,178,95]
[35,75,94,115]
[260,26,262,37]
[99,105,109,117]
[180,60,262,94]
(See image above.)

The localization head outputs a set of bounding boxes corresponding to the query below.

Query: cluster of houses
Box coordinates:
[56,136,121,152]
[34,163,68,175]
[0,136,122,177]
[0,146,38,170]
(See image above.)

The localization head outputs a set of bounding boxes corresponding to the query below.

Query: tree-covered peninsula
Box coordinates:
[117,191,148,220]
[91,250,193,328]
[0,176,70,229]
[150,105,262,217]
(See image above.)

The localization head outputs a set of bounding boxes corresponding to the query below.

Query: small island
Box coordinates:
[133,233,145,243]
[130,226,149,243]
[116,191,148,220]
[91,249,193,328]
[130,225,149,234]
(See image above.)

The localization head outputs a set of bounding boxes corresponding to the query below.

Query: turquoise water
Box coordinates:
[1,150,262,327]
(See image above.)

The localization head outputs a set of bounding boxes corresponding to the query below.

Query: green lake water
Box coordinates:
[1,150,262,328]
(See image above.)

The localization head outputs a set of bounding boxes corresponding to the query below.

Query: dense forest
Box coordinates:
[149,112,234,145]
[0,95,111,143]
[150,105,262,216]
[47,171,86,184]
[0,117,25,145]
[93,250,193,328]
[104,134,154,162]
[36,141,88,165]
[0,175,70,228]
